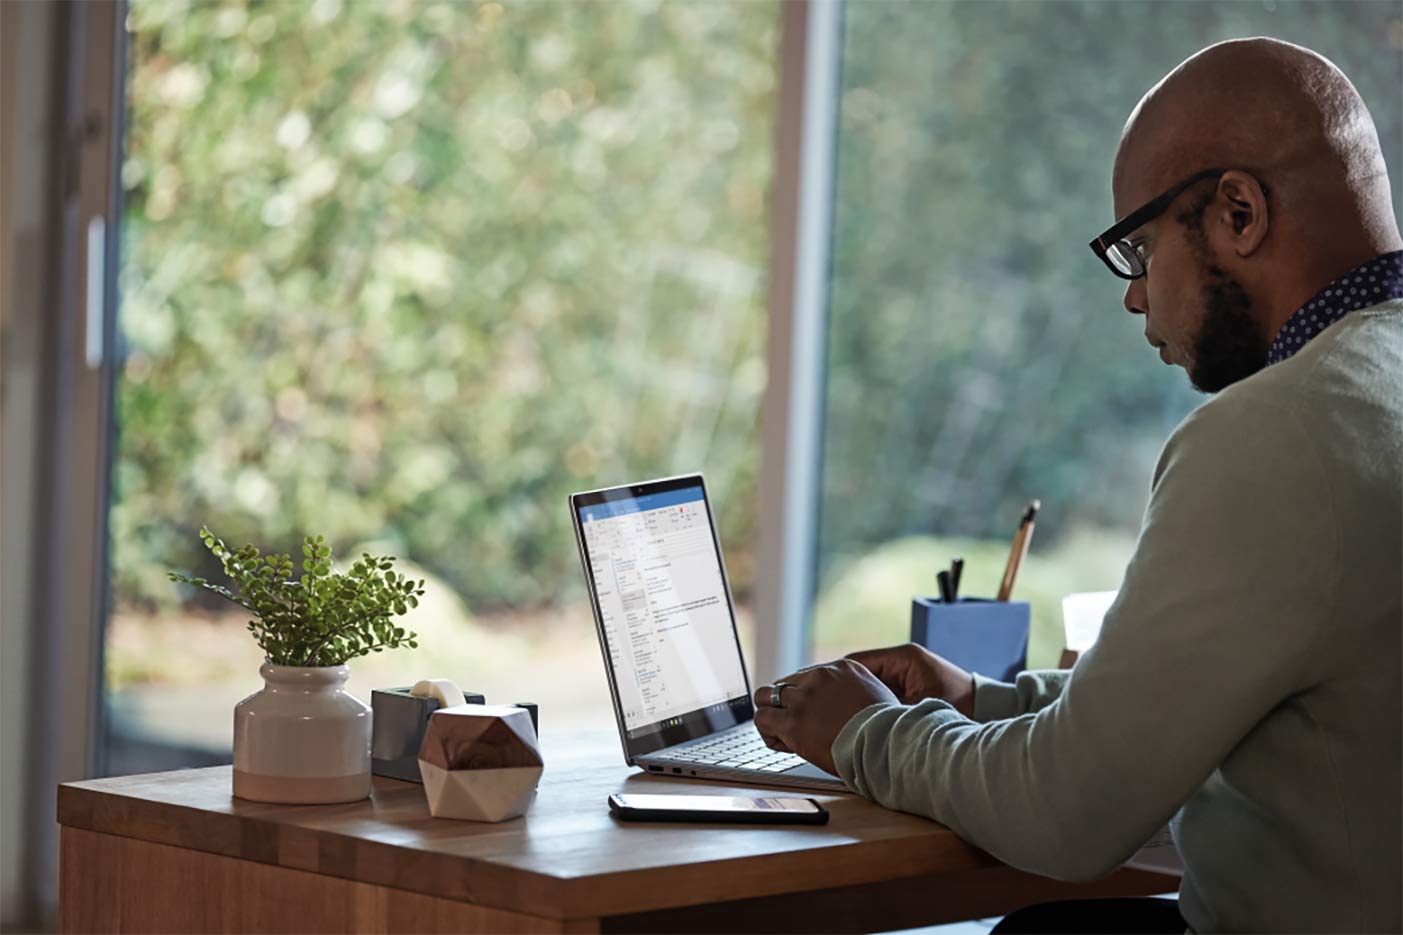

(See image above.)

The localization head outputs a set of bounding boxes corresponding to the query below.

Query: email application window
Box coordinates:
[580,488,748,734]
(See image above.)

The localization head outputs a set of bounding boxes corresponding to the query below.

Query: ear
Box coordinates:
[1213,170,1270,257]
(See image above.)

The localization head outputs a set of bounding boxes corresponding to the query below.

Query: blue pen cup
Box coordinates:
[909,597,1030,683]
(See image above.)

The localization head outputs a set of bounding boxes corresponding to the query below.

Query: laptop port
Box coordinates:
[648,766,663,772]
[671,768,682,774]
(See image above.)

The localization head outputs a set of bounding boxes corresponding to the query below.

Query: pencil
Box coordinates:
[936,570,954,604]
[996,500,1040,602]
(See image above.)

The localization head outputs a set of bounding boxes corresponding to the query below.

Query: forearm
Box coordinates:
[832,698,1167,881]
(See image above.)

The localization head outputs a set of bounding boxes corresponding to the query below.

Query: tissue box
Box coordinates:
[371,686,485,783]
[910,597,1029,683]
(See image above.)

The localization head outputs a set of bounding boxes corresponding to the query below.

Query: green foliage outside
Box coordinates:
[818,1,1403,581]
[114,0,778,616]
[113,0,1400,668]
[811,2,1401,654]
[169,527,422,667]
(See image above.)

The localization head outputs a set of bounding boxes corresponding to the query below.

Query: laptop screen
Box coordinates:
[572,476,753,757]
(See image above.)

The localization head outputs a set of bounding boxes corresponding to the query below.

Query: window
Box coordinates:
[107,0,778,769]
[812,2,1403,665]
[103,0,1402,768]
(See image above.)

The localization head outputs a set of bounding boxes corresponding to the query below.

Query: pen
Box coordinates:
[950,557,964,600]
[936,570,954,604]
[996,500,1040,602]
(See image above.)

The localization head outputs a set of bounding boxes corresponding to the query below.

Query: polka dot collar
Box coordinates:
[1266,250,1403,366]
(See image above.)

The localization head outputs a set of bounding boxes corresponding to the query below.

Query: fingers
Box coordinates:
[841,648,920,703]
[847,644,918,676]
[845,643,912,669]
[839,657,875,677]
[754,678,807,714]
[755,673,816,753]
[753,668,817,740]
[758,730,793,753]
[754,677,808,710]
[753,704,794,752]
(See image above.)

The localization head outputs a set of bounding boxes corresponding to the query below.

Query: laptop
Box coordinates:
[570,473,847,793]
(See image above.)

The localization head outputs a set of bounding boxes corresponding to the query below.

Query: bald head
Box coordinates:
[1113,37,1398,252]
[1107,39,1399,394]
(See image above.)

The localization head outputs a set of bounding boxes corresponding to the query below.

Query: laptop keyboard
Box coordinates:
[669,730,806,773]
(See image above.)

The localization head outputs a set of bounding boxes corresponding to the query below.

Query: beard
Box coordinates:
[1187,261,1268,394]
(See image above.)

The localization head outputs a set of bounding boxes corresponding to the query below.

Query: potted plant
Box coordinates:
[170,527,422,804]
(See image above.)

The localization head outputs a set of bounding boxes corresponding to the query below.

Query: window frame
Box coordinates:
[3,0,127,925]
[753,0,843,684]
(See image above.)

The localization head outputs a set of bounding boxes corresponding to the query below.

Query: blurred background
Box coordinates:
[107,0,779,765]
[103,0,1402,771]
[812,0,1402,666]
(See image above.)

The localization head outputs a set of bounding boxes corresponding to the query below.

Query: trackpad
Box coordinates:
[783,761,842,782]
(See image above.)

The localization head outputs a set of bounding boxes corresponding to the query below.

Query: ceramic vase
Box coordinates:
[233,664,372,804]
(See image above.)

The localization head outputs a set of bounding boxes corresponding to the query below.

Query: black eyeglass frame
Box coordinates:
[1088,168,1230,280]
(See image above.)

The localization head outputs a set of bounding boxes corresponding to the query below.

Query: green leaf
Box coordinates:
[169,528,421,665]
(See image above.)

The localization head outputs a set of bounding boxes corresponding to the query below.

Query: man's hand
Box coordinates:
[753,660,899,774]
[845,643,976,717]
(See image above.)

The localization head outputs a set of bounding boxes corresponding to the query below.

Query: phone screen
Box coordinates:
[614,794,821,813]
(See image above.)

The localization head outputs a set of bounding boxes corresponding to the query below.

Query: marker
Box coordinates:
[936,570,954,604]
[950,557,964,601]
[996,500,1040,602]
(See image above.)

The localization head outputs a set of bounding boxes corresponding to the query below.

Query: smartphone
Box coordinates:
[608,793,829,825]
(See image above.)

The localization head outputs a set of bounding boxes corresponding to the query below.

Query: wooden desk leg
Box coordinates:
[60,828,599,934]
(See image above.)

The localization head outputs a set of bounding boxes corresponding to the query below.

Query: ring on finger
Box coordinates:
[768,681,790,709]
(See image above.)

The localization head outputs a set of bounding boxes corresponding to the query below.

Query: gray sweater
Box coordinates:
[832,301,1403,933]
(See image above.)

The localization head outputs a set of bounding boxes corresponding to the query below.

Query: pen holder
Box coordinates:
[371,686,486,783]
[910,597,1029,683]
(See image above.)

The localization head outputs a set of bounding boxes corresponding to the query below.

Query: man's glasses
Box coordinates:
[1088,168,1228,280]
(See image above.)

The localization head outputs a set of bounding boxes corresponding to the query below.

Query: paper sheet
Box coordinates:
[1061,590,1118,652]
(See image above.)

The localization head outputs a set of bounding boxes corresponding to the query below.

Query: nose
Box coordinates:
[1123,278,1147,317]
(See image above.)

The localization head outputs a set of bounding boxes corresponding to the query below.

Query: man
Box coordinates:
[754,37,1401,934]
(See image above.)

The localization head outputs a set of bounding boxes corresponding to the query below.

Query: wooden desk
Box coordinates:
[58,731,1175,933]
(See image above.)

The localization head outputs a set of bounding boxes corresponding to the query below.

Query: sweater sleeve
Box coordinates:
[972,670,1071,722]
[830,397,1334,881]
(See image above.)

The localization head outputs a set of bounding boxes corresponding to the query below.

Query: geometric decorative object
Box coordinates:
[417,704,543,822]
[371,684,485,783]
